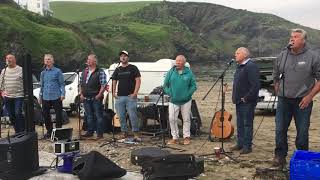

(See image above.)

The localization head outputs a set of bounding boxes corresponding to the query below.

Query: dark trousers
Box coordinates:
[42,99,63,133]
[3,97,24,133]
[236,102,256,149]
[83,98,104,135]
[275,97,312,157]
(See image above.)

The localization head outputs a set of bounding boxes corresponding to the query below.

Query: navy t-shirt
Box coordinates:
[113,64,141,96]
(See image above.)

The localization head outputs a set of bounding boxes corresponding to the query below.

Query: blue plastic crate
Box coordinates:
[290,150,320,180]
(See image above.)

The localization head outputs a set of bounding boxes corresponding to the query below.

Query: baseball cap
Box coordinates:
[119,50,129,56]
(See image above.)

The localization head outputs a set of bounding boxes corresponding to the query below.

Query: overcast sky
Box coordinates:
[18,0,320,30]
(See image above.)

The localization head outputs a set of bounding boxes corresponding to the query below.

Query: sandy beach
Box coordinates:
[2,80,320,180]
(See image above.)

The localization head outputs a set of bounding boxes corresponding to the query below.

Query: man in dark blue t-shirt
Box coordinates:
[231,47,260,154]
[112,50,141,141]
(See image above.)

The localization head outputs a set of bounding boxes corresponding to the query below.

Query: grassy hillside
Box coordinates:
[0,2,95,71]
[50,1,320,63]
[50,1,156,23]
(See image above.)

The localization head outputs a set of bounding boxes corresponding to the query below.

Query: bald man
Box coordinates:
[163,55,197,145]
[0,54,24,133]
[230,47,260,154]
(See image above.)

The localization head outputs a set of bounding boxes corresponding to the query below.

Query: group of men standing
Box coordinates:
[230,28,320,168]
[0,28,319,169]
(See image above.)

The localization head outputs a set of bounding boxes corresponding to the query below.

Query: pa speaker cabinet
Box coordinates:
[0,132,39,174]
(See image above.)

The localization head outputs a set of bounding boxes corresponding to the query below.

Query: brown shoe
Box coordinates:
[230,145,243,151]
[133,132,142,142]
[183,137,191,145]
[96,134,104,140]
[167,139,179,145]
[239,148,252,154]
[272,156,286,167]
[119,132,128,139]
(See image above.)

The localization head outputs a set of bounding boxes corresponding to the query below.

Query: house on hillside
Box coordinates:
[26,0,53,16]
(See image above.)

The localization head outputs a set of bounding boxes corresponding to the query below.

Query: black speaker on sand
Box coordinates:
[0,54,43,179]
[0,132,40,179]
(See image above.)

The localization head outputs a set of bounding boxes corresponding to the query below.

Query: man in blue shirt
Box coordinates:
[231,47,260,154]
[39,54,65,138]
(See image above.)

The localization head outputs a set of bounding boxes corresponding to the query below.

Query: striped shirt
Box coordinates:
[0,65,24,98]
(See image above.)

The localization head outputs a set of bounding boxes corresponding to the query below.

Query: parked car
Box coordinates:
[252,57,278,111]
[33,69,110,116]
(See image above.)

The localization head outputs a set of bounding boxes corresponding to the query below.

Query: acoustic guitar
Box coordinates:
[113,114,121,127]
[210,84,234,139]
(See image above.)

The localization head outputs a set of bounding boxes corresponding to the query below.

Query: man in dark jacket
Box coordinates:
[231,47,260,154]
[80,54,107,140]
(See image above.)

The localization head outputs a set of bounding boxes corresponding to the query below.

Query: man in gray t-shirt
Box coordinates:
[272,28,320,167]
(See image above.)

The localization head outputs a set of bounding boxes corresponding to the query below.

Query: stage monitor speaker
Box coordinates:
[0,132,39,179]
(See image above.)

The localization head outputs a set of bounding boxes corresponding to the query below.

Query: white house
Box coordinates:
[26,0,53,16]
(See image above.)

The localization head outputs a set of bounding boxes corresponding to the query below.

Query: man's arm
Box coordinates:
[244,64,260,102]
[58,69,66,101]
[299,55,320,109]
[38,71,44,103]
[112,80,118,98]
[188,71,197,97]
[130,77,141,98]
[95,70,107,100]
[299,81,320,109]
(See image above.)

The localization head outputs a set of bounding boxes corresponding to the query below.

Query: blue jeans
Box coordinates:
[3,97,25,133]
[236,102,256,149]
[115,96,139,132]
[275,97,312,157]
[83,98,104,135]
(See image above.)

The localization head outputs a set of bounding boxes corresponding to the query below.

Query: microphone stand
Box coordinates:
[202,60,238,162]
[100,62,121,148]
[153,88,183,151]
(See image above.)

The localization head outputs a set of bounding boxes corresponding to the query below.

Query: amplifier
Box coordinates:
[54,140,80,155]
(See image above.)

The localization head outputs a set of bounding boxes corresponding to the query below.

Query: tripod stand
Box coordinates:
[100,62,121,147]
[153,88,183,151]
[202,60,238,162]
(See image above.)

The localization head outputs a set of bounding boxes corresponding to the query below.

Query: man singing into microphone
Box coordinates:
[163,55,197,145]
[112,50,141,141]
[230,47,260,154]
[273,29,320,167]
[39,54,65,139]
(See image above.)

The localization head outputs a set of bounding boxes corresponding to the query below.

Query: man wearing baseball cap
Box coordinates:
[112,50,141,141]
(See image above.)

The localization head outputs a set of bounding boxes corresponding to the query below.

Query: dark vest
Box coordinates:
[81,68,101,97]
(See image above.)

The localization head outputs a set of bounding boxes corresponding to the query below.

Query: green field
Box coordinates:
[0,3,92,70]
[50,1,158,23]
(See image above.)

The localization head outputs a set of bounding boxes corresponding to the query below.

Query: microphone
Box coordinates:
[228,59,235,65]
[286,43,293,49]
[5,60,9,66]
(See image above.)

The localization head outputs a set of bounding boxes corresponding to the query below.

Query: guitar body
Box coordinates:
[210,111,234,139]
[113,114,121,127]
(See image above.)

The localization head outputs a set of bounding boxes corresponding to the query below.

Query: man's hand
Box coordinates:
[113,93,118,99]
[241,97,246,103]
[38,98,42,105]
[129,93,137,98]
[95,93,102,100]
[60,96,65,101]
[299,95,313,109]
[80,94,85,102]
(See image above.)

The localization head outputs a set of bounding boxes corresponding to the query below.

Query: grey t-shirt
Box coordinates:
[273,46,320,98]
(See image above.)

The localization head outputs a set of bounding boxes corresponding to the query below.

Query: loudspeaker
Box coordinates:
[0,132,39,179]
